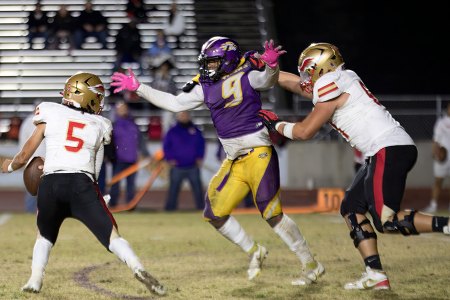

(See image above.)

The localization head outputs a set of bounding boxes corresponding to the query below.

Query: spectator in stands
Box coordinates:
[162,2,185,49]
[126,0,150,23]
[163,111,205,211]
[109,101,150,208]
[149,58,177,135]
[27,2,50,49]
[48,5,75,50]
[424,102,450,213]
[74,0,108,49]
[145,29,173,70]
[18,103,46,213]
[114,18,143,70]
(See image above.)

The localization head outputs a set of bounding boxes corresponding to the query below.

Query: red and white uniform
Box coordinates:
[313,66,414,155]
[33,102,112,180]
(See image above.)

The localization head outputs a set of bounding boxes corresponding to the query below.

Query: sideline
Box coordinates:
[0,213,12,226]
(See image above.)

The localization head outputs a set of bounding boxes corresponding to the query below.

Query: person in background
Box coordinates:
[27,2,50,49]
[18,102,46,213]
[146,29,173,71]
[48,5,75,50]
[114,18,143,70]
[163,111,205,211]
[162,2,185,49]
[74,0,108,49]
[261,42,450,290]
[126,0,150,23]
[424,102,450,213]
[109,101,150,208]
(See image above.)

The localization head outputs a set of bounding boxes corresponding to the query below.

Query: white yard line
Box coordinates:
[0,213,12,226]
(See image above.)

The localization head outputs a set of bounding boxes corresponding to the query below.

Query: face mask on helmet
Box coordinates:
[198,36,241,81]
[297,43,344,94]
[62,72,105,114]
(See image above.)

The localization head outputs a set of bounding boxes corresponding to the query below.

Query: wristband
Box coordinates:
[7,163,14,173]
[282,122,295,140]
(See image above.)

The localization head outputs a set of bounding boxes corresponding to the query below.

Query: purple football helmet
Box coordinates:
[198,36,241,81]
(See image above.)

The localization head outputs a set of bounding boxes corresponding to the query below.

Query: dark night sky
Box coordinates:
[273,1,449,94]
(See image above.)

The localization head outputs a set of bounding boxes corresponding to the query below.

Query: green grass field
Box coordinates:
[0,211,449,300]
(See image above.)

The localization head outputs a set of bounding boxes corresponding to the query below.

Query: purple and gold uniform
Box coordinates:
[136,53,282,221]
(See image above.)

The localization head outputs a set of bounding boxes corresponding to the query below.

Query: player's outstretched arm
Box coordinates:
[279,71,312,99]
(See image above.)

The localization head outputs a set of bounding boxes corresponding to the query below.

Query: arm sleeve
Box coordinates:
[248,65,279,91]
[137,84,204,112]
[95,143,104,181]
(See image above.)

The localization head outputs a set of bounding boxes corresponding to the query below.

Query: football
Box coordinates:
[23,156,44,196]
[436,146,447,162]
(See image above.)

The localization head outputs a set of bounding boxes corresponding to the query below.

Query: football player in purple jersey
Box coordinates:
[111,37,325,285]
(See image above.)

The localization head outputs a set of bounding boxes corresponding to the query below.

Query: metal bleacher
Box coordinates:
[0,0,198,105]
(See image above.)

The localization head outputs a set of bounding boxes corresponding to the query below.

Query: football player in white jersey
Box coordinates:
[1,72,166,296]
[424,102,450,213]
[258,43,450,290]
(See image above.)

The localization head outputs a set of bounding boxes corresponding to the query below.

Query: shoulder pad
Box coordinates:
[243,51,265,70]
[182,74,200,92]
[313,72,343,104]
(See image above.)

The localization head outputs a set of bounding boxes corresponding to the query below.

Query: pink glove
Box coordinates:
[260,39,286,68]
[110,68,140,93]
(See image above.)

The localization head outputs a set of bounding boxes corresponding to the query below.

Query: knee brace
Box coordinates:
[348,213,377,248]
[382,210,419,236]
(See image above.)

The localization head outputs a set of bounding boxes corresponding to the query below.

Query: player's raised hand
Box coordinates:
[258,109,281,131]
[110,68,140,93]
[259,39,286,68]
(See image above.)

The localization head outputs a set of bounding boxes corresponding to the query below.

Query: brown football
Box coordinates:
[23,156,44,196]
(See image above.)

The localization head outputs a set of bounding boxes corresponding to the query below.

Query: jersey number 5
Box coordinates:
[65,121,86,152]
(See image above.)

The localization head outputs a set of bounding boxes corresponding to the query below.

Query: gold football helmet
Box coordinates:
[62,72,105,114]
[297,43,344,93]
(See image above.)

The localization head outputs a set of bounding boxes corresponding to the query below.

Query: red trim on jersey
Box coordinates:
[329,121,349,139]
[94,183,118,229]
[373,149,386,217]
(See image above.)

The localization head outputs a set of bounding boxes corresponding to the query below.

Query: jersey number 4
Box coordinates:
[65,121,86,152]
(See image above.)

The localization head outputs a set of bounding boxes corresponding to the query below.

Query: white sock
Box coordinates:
[430,199,437,206]
[273,214,314,266]
[109,237,144,272]
[30,237,53,279]
[217,216,255,253]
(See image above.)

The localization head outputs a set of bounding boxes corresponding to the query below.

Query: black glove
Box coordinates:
[258,109,281,131]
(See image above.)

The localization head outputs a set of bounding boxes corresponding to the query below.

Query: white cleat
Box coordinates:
[422,202,437,214]
[134,269,167,296]
[344,266,390,290]
[292,261,325,286]
[247,244,268,280]
[443,225,450,235]
[21,277,43,293]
